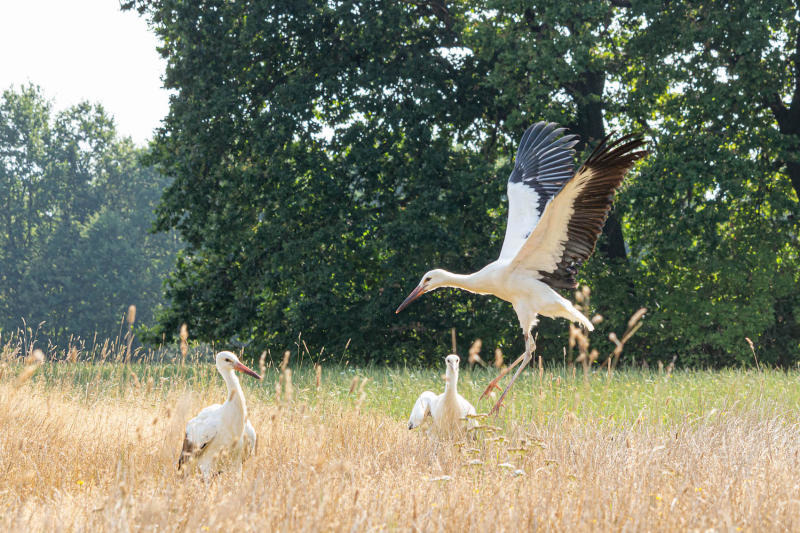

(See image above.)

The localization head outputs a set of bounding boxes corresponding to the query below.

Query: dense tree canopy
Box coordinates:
[623,1,800,364]
[0,85,180,346]
[124,0,799,366]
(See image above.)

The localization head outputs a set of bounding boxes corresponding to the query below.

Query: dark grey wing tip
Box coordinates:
[515,122,548,161]
[582,133,649,170]
[510,122,579,217]
[515,123,575,161]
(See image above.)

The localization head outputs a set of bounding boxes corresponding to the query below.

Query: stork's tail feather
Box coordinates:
[560,303,594,332]
[177,436,194,470]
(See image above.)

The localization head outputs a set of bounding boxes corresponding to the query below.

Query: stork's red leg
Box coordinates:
[489,353,532,414]
[488,332,535,415]
[479,353,526,401]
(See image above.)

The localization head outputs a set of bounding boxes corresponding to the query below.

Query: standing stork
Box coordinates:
[396,122,647,413]
[178,351,262,479]
[408,354,476,435]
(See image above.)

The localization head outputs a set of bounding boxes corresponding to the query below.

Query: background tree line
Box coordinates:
[5,1,795,367]
[0,85,180,346]
[120,0,799,366]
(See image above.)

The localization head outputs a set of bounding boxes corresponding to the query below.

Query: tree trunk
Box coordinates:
[787,160,800,202]
[568,70,628,260]
[767,27,800,202]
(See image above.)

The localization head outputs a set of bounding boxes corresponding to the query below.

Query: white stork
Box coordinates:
[408,354,476,434]
[178,351,262,479]
[396,123,647,412]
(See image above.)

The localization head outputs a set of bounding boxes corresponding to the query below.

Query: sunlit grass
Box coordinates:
[3,344,800,531]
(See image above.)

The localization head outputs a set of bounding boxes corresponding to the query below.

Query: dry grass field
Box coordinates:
[2,344,800,531]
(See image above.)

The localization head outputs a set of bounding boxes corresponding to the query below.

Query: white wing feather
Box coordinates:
[499,181,545,260]
[185,403,223,449]
[408,391,437,429]
[509,170,589,274]
[498,123,578,261]
[458,395,476,419]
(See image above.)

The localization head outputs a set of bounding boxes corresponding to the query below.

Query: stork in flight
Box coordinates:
[396,123,647,413]
[178,351,262,479]
[408,354,476,435]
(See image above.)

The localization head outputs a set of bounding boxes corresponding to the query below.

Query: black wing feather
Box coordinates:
[509,122,579,215]
[538,134,649,289]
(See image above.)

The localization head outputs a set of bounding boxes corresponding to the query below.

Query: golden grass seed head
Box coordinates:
[126,305,136,326]
[627,307,647,329]
[284,368,293,402]
[494,348,503,368]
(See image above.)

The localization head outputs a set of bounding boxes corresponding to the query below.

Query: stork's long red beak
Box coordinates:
[396,284,426,314]
[234,361,262,380]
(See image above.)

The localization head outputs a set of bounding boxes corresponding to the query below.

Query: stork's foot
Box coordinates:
[489,379,518,415]
[488,379,517,416]
[479,353,527,402]
[480,375,505,402]
[489,396,506,416]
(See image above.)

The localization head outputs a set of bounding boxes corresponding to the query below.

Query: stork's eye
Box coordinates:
[424,277,432,283]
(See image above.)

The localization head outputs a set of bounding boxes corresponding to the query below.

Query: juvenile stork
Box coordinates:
[396,122,647,413]
[408,354,476,435]
[178,351,262,479]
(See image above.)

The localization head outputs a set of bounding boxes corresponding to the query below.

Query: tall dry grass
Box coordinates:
[2,359,800,531]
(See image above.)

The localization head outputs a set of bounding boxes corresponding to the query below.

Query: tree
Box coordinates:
[617,1,800,364]
[0,85,180,346]
[125,0,798,366]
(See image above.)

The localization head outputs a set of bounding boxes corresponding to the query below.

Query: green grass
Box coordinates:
[20,358,800,429]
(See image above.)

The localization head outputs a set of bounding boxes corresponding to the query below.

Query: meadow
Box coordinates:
[2,343,800,531]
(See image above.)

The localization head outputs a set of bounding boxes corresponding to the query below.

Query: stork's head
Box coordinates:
[215,351,262,380]
[395,269,448,313]
[445,354,460,373]
[444,354,460,387]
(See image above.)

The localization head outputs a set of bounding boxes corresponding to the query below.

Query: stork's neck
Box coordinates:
[444,367,458,398]
[221,369,247,416]
[436,270,486,294]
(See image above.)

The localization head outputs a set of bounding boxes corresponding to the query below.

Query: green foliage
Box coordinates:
[124,1,799,366]
[620,1,800,365]
[0,85,181,344]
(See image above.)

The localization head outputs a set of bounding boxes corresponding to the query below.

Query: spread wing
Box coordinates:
[408,391,437,430]
[510,134,648,288]
[498,122,579,260]
[178,403,222,468]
